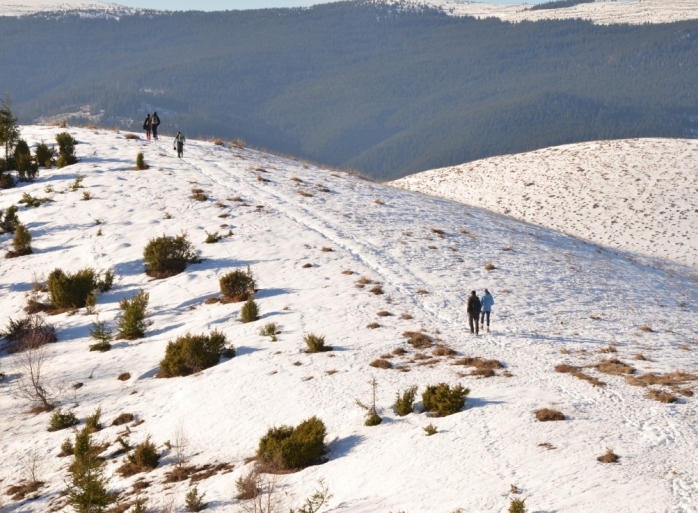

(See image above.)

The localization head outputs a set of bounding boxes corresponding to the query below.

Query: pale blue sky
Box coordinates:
[116,0,543,11]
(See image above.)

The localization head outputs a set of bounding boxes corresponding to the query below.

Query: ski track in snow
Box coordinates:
[1,126,698,513]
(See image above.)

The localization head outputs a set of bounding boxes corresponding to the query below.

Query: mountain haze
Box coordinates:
[1,1,698,179]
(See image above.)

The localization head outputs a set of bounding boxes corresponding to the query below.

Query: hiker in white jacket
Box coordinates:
[480,289,494,333]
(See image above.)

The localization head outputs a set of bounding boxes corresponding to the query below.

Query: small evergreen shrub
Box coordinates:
[47,267,98,309]
[394,386,418,416]
[259,322,280,341]
[509,498,527,513]
[118,436,160,476]
[98,269,115,293]
[185,486,206,512]
[85,407,102,433]
[423,423,438,436]
[204,231,222,243]
[0,204,19,233]
[2,315,57,353]
[422,383,470,417]
[48,409,79,431]
[89,319,113,352]
[304,333,331,353]
[66,427,113,513]
[7,223,32,257]
[219,268,256,301]
[240,298,259,323]
[59,438,74,457]
[135,152,149,170]
[159,330,228,377]
[117,289,149,340]
[257,416,326,470]
[143,233,198,278]
[0,172,15,189]
[19,192,52,208]
[14,139,37,182]
[35,141,54,168]
[55,132,77,167]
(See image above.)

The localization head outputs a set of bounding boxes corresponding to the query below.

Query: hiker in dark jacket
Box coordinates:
[151,111,160,140]
[143,114,152,141]
[174,131,185,158]
[480,289,494,333]
[466,290,482,335]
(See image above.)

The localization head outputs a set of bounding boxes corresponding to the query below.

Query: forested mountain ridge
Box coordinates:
[1,1,697,179]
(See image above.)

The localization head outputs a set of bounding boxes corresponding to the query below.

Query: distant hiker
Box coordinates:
[151,111,161,140]
[143,114,152,141]
[174,131,185,158]
[480,288,494,333]
[466,290,481,335]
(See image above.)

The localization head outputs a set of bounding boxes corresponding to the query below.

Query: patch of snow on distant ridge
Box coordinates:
[382,0,698,25]
[0,0,140,17]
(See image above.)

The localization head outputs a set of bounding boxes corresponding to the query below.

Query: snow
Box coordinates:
[392,138,698,269]
[2,126,698,513]
[0,0,138,17]
[385,0,698,25]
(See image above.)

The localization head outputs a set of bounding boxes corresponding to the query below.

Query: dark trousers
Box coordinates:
[469,313,480,335]
[177,141,184,158]
[152,125,158,139]
[481,311,490,327]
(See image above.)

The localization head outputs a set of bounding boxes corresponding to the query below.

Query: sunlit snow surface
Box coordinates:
[1,126,697,513]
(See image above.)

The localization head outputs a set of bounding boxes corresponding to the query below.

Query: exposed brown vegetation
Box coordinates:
[416,289,429,295]
[117,373,131,381]
[298,190,313,198]
[555,363,606,387]
[626,371,697,388]
[633,353,648,361]
[639,326,653,333]
[321,247,333,252]
[454,357,503,371]
[377,311,391,317]
[369,285,384,295]
[535,408,566,422]
[112,413,134,426]
[403,331,433,349]
[341,270,354,275]
[433,345,457,357]
[647,389,678,403]
[6,480,44,501]
[392,347,407,356]
[367,322,380,329]
[484,262,497,271]
[401,313,413,320]
[302,263,313,268]
[538,442,556,450]
[597,448,620,464]
[593,359,635,376]
[370,359,391,369]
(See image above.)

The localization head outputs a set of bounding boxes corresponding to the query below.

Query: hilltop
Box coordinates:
[392,138,698,268]
[1,127,697,513]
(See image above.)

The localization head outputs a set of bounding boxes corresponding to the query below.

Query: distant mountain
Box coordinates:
[1,1,697,179]
[0,0,140,17]
[392,138,698,267]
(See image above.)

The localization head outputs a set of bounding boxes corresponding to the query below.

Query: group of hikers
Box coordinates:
[142,112,186,158]
[466,289,494,335]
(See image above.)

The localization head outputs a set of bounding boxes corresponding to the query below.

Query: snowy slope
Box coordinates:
[392,138,698,269]
[1,126,698,513]
[394,0,698,25]
[0,0,137,17]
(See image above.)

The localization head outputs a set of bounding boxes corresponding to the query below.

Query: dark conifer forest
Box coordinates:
[1,1,697,179]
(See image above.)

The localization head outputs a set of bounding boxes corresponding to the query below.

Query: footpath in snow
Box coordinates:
[1,126,697,513]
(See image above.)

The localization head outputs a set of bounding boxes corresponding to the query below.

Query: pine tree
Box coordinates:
[66,427,113,513]
[0,94,19,165]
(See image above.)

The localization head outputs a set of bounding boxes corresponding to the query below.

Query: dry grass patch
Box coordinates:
[430,228,445,237]
[625,371,698,388]
[117,372,131,381]
[325,370,338,376]
[124,133,139,140]
[597,448,620,464]
[112,413,134,426]
[416,289,429,295]
[634,353,648,361]
[341,270,354,275]
[6,480,44,501]
[290,177,303,183]
[593,359,635,376]
[190,188,207,201]
[538,442,556,450]
[356,275,373,287]
[535,408,566,422]
[639,326,654,333]
[484,262,497,271]
[433,344,457,357]
[367,322,380,329]
[298,190,313,198]
[377,310,391,317]
[647,389,678,403]
[554,364,606,387]
[302,263,313,268]
[599,343,618,353]
[403,331,433,349]
[374,198,385,205]
[392,347,407,356]
[370,358,391,369]
[454,357,503,371]
[401,313,413,320]
[321,247,333,252]
[369,284,384,295]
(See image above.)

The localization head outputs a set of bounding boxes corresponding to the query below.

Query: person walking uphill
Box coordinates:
[143,114,152,141]
[466,290,482,335]
[480,288,494,333]
[151,111,160,140]
[174,131,185,158]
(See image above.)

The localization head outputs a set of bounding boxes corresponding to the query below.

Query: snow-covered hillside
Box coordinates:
[2,126,698,513]
[393,138,698,269]
[0,0,138,17]
[398,0,698,25]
